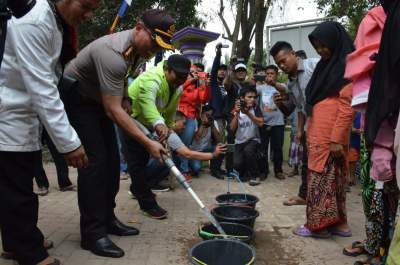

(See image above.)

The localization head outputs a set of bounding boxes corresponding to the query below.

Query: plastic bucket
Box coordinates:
[198,222,254,244]
[211,206,259,229]
[215,193,259,209]
[189,239,256,265]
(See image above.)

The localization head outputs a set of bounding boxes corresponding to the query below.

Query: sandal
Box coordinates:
[329,228,353,237]
[354,256,381,265]
[343,241,367,257]
[292,225,331,238]
[1,240,54,260]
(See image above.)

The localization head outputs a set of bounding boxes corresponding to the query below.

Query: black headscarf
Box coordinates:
[305,21,355,115]
[380,0,395,13]
[365,0,400,145]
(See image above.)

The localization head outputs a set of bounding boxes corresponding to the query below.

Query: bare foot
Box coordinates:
[37,257,59,265]
[283,196,306,206]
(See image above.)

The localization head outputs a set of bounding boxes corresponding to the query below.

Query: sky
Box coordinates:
[197,0,324,68]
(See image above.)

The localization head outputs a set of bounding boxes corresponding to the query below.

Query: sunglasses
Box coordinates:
[143,26,158,47]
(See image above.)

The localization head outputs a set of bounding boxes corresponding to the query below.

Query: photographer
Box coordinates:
[177,63,211,180]
[229,85,264,186]
[223,59,250,119]
[256,65,287,180]
[189,104,223,178]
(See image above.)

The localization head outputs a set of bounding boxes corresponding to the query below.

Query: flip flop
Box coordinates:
[343,241,367,257]
[293,225,331,238]
[354,256,381,265]
[330,229,353,237]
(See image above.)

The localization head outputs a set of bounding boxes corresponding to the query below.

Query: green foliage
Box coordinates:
[79,0,205,48]
[316,0,380,38]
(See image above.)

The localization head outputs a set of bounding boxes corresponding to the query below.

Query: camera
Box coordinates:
[240,100,246,110]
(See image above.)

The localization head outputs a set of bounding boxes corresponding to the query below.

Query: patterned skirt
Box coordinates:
[359,136,399,260]
[305,155,347,231]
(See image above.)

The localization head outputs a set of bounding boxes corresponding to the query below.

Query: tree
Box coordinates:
[316,0,380,38]
[218,0,274,64]
[78,0,204,48]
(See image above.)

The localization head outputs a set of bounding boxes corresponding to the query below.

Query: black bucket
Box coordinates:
[189,239,256,265]
[215,193,259,209]
[198,222,254,244]
[211,206,259,228]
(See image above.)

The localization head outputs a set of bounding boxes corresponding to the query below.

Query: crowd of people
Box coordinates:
[0,0,399,265]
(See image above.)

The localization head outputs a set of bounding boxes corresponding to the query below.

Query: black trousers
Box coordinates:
[34,130,72,189]
[0,151,48,265]
[233,140,260,179]
[119,128,158,210]
[261,125,285,175]
[61,89,120,242]
[298,133,308,199]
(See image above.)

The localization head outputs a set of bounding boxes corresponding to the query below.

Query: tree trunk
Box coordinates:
[231,0,244,57]
[254,0,270,64]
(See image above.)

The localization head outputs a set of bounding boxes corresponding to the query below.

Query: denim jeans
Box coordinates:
[178,118,197,173]
[145,159,170,187]
[188,146,214,175]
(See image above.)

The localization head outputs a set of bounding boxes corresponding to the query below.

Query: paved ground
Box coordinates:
[0,163,367,265]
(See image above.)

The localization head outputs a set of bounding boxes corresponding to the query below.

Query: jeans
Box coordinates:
[298,132,308,199]
[178,118,197,173]
[188,146,214,175]
[114,124,128,173]
[145,159,170,187]
[0,151,48,265]
[261,125,285,175]
[61,89,120,242]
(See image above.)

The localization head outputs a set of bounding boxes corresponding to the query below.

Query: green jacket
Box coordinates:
[128,61,182,128]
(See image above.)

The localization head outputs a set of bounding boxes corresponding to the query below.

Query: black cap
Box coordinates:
[218,64,228,70]
[141,9,176,50]
[167,54,191,75]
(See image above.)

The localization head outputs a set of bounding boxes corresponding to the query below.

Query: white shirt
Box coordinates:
[0,0,81,153]
[235,109,260,145]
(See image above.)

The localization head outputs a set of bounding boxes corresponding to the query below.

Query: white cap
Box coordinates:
[234,63,247,71]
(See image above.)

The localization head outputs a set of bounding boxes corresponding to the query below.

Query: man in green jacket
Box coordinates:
[120,54,191,219]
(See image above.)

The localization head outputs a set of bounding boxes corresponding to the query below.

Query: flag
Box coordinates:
[109,0,133,34]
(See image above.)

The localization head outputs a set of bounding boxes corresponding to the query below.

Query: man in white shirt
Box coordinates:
[256,65,287,180]
[0,0,99,264]
[229,85,264,186]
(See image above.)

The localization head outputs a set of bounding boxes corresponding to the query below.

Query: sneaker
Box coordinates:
[120,172,129,180]
[59,184,76,192]
[183,173,192,183]
[287,170,298,178]
[36,187,49,196]
[249,178,261,186]
[151,184,170,192]
[142,206,168,220]
[275,172,286,180]
[210,169,224,180]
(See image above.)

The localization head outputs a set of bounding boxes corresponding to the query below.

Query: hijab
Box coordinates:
[305,21,355,115]
[365,0,400,145]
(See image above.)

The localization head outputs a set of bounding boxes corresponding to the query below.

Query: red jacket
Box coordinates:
[178,79,210,119]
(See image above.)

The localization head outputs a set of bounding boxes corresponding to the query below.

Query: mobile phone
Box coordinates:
[240,100,246,110]
[254,75,266,82]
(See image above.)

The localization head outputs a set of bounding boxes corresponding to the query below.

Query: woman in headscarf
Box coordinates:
[292,21,354,238]
[342,1,399,264]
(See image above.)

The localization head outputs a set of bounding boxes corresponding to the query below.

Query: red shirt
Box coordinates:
[178,79,210,119]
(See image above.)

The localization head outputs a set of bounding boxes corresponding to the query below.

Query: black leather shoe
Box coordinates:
[108,218,140,236]
[81,237,124,258]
